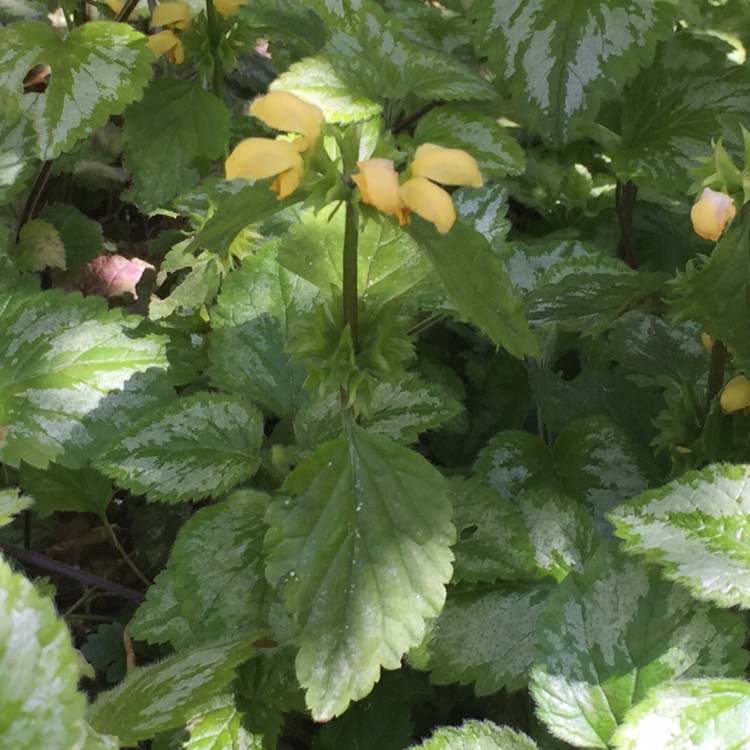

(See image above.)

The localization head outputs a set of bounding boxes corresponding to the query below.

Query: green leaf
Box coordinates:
[88,638,256,745]
[0,487,32,527]
[265,424,454,720]
[410,720,539,750]
[408,218,539,359]
[129,491,275,648]
[277,205,434,303]
[0,97,37,206]
[669,208,750,372]
[40,204,104,270]
[123,80,230,212]
[470,0,676,142]
[609,463,750,609]
[612,35,750,194]
[0,289,170,469]
[209,242,318,418]
[413,106,525,178]
[415,583,553,694]
[0,556,87,750]
[271,57,382,123]
[183,695,264,750]
[0,21,152,160]
[18,462,111,517]
[612,679,750,750]
[11,219,65,271]
[530,545,748,749]
[97,394,263,503]
[526,261,668,336]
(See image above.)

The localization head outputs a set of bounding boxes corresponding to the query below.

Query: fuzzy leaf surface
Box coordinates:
[531,545,748,748]
[123,80,230,212]
[0,21,152,159]
[97,394,262,503]
[0,289,170,469]
[410,720,539,749]
[612,679,750,749]
[129,491,274,648]
[265,424,454,720]
[0,556,87,750]
[609,463,750,609]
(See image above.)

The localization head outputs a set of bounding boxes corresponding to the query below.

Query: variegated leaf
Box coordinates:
[0,487,31,527]
[609,463,750,609]
[410,720,539,750]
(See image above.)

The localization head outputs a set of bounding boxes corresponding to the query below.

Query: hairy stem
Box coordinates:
[204,0,225,100]
[343,197,359,353]
[706,338,727,406]
[615,179,637,269]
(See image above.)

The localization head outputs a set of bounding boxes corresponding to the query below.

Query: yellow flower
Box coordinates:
[351,159,409,224]
[213,0,246,17]
[721,375,750,415]
[146,29,185,64]
[249,91,323,152]
[225,92,322,199]
[151,1,190,29]
[225,138,304,199]
[354,143,482,234]
[690,188,736,241]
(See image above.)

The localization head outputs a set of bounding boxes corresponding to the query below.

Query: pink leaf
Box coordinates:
[78,254,155,299]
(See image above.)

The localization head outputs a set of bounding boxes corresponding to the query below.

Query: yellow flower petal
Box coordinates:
[213,0,245,16]
[400,177,456,234]
[721,375,750,414]
[249,91,323,150]
[151,1,190,28]
[410,143,483,187]
[225,138,304,198]
[690,188,736,241]
[352,159,404,216]
[105,0,123,12]
[146,30,184,63]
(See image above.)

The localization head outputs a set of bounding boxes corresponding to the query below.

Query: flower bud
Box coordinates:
[690,188,736,241]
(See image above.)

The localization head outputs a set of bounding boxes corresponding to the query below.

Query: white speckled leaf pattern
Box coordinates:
[411,720,539,749]
[0,21,152,160]
[0,556,87,750]
[265,424,454,720]
[184,695,264,750]
[470,0,675,142]
[612,679,750,750]
[414,583,553,695]
[0,289,170,469]
[97,394,263,503]
[612,35,750,195]
[88,638,256,745]
[530,545,748,749]
[609,463,750,609]
[129,491,275,648]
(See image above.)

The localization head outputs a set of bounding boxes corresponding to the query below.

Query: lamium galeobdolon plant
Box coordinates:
[225,89,483,412]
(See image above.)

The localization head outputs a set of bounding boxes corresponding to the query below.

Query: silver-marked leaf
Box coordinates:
[271,57,382,123]
[130,491,276,648]
[265,424,454,720]
[612,679,750,750]
[0,487,31,527]
[609,463,750,609]
[0,289,170,470]
[410,720,539,750]
[613,35,750,195]
[209,242,318,419]
[414,106,525,178]
[97,394,262,503]
[88,638,256,745]
[413,583,553,694]
[0,21,152,160]
[0,96,37,205]
[470,0,676,143]
[184,695,264,750]
[531,545,748,749]
[555,416,654,531]
[0,556,87,750]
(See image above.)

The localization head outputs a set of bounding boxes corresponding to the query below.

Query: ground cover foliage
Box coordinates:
[3,0,750,747]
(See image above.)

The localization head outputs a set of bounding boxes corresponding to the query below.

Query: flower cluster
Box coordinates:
[146,1,191,64]
[352,144,482,234]
[225,91,324,199]
[690,187,736,241]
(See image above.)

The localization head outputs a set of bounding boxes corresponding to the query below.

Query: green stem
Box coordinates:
[204,0,224,99]
[343,197,359,353]
[615,179,637,268]
[706,338,727,406]
[103,517,152,587]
